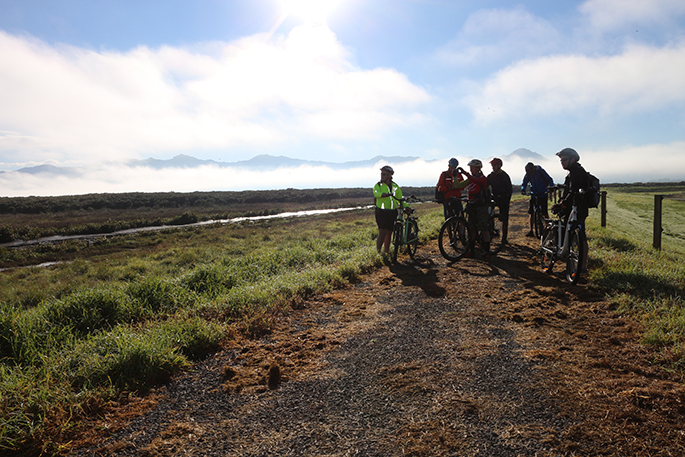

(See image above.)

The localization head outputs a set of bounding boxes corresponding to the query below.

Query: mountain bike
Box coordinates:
[529,193,547,239]
[390,195,420,263]
[438,197,503,261]
[538,192,585,284]
[438,197,469,261]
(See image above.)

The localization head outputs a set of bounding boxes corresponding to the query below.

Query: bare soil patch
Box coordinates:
[68,201,685,456]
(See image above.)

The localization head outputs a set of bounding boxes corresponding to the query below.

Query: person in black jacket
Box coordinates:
[551,148,589,273]
[486,158,512,244]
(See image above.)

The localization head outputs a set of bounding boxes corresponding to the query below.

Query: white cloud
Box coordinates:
[1,142,683,197]
[435,8,560,67]
[465,42,685,122]
[0,26,430,165]
[579,0,685,33]
[580,142,685,183]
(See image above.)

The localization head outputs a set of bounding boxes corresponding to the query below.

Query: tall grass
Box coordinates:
[586,185,685,370]
[0,206,443,455]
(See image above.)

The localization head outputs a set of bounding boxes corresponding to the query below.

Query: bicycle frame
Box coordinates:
[390,195,419,263]
[438,197,502,261]
[539,200,584,284]
[544,205,577,258]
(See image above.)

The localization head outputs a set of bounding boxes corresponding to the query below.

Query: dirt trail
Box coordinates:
[70,202,685,456]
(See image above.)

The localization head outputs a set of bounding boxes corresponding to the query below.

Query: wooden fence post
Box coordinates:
[600,191,607,227]
[653,195,663,250]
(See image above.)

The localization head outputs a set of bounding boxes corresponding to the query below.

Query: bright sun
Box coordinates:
[278,0,344,23]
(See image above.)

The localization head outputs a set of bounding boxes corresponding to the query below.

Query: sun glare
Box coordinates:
[278,0,343,23]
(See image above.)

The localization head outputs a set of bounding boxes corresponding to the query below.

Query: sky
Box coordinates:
[1,0,685,196]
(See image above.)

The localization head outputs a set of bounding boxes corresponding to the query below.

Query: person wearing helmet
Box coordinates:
[551,148,589,273]
[487,158,512,244]
[435,157,464,219]
[521,162,554,237]
[373,165,406,255]
[454,159,491,258]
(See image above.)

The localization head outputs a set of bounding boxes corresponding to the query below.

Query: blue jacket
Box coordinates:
[521,166,554,196]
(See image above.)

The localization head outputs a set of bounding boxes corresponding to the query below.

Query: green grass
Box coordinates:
[0,204,444,455]
[585,184,685,370]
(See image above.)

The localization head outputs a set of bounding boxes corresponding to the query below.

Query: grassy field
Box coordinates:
[0,184,684,455]
[586,184,685,370]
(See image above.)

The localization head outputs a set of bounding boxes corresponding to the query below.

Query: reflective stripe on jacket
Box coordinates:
[373,181,404,210]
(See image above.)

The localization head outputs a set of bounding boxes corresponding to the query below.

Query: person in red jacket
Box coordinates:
[435,157,464,219]
[455,159,491,258]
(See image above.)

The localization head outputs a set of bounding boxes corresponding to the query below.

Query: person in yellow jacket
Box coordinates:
[373,165,406,254]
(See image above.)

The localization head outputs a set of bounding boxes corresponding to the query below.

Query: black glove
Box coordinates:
[381,193,390,198]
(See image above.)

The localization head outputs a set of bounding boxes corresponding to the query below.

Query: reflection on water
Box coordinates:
[0,205,373,248]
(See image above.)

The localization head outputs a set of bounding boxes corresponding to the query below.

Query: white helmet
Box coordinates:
[556,148,580,160]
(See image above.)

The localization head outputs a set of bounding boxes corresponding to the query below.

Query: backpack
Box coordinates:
[435,187,445,203]
[435,172,446,203]
[585,172,600,208]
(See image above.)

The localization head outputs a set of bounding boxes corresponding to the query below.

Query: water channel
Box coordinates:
[0,205,373,249]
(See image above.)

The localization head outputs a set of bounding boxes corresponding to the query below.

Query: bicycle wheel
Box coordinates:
[438,217,469,261]
[565,227,583,284]
[391,222,402,264]
[406,219,419,259]
[488,212,503,254]
[539,228,556,273]
[534,207,545,239]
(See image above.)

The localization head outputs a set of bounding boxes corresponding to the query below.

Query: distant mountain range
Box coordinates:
[127,154,428,171]
[6,149,544,175]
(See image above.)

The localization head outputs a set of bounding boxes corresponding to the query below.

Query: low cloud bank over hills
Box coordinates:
[1,148,681,197]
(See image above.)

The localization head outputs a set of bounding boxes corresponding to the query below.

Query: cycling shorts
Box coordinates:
[466,204,489,234]
[375,207,397,231]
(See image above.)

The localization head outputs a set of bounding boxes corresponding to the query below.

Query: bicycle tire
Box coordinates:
[539,228,556,273]
[391,222,402,264]
[438,216,469,261]
[488,212,503,254]
[566,227,583,284]
[534,207,545,239]
[406,219,419,259]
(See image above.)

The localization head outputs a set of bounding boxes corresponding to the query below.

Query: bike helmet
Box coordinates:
[467,159,482,168]
[490,158,502,166]
[556,148,580,160]
[448,158,459,167]
[380,165,394,175]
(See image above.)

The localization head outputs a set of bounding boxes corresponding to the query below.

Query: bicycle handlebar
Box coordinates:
[390,194,418,204]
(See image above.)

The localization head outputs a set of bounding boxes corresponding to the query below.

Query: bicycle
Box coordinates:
[527,192,547,239]
[538,189,585,285]
[438,197,503,261]
[390,195,420,264]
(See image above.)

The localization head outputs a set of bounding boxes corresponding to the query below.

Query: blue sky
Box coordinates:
[1,0,685,196]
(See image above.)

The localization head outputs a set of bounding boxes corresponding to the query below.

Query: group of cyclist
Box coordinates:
[373,147,590,272]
